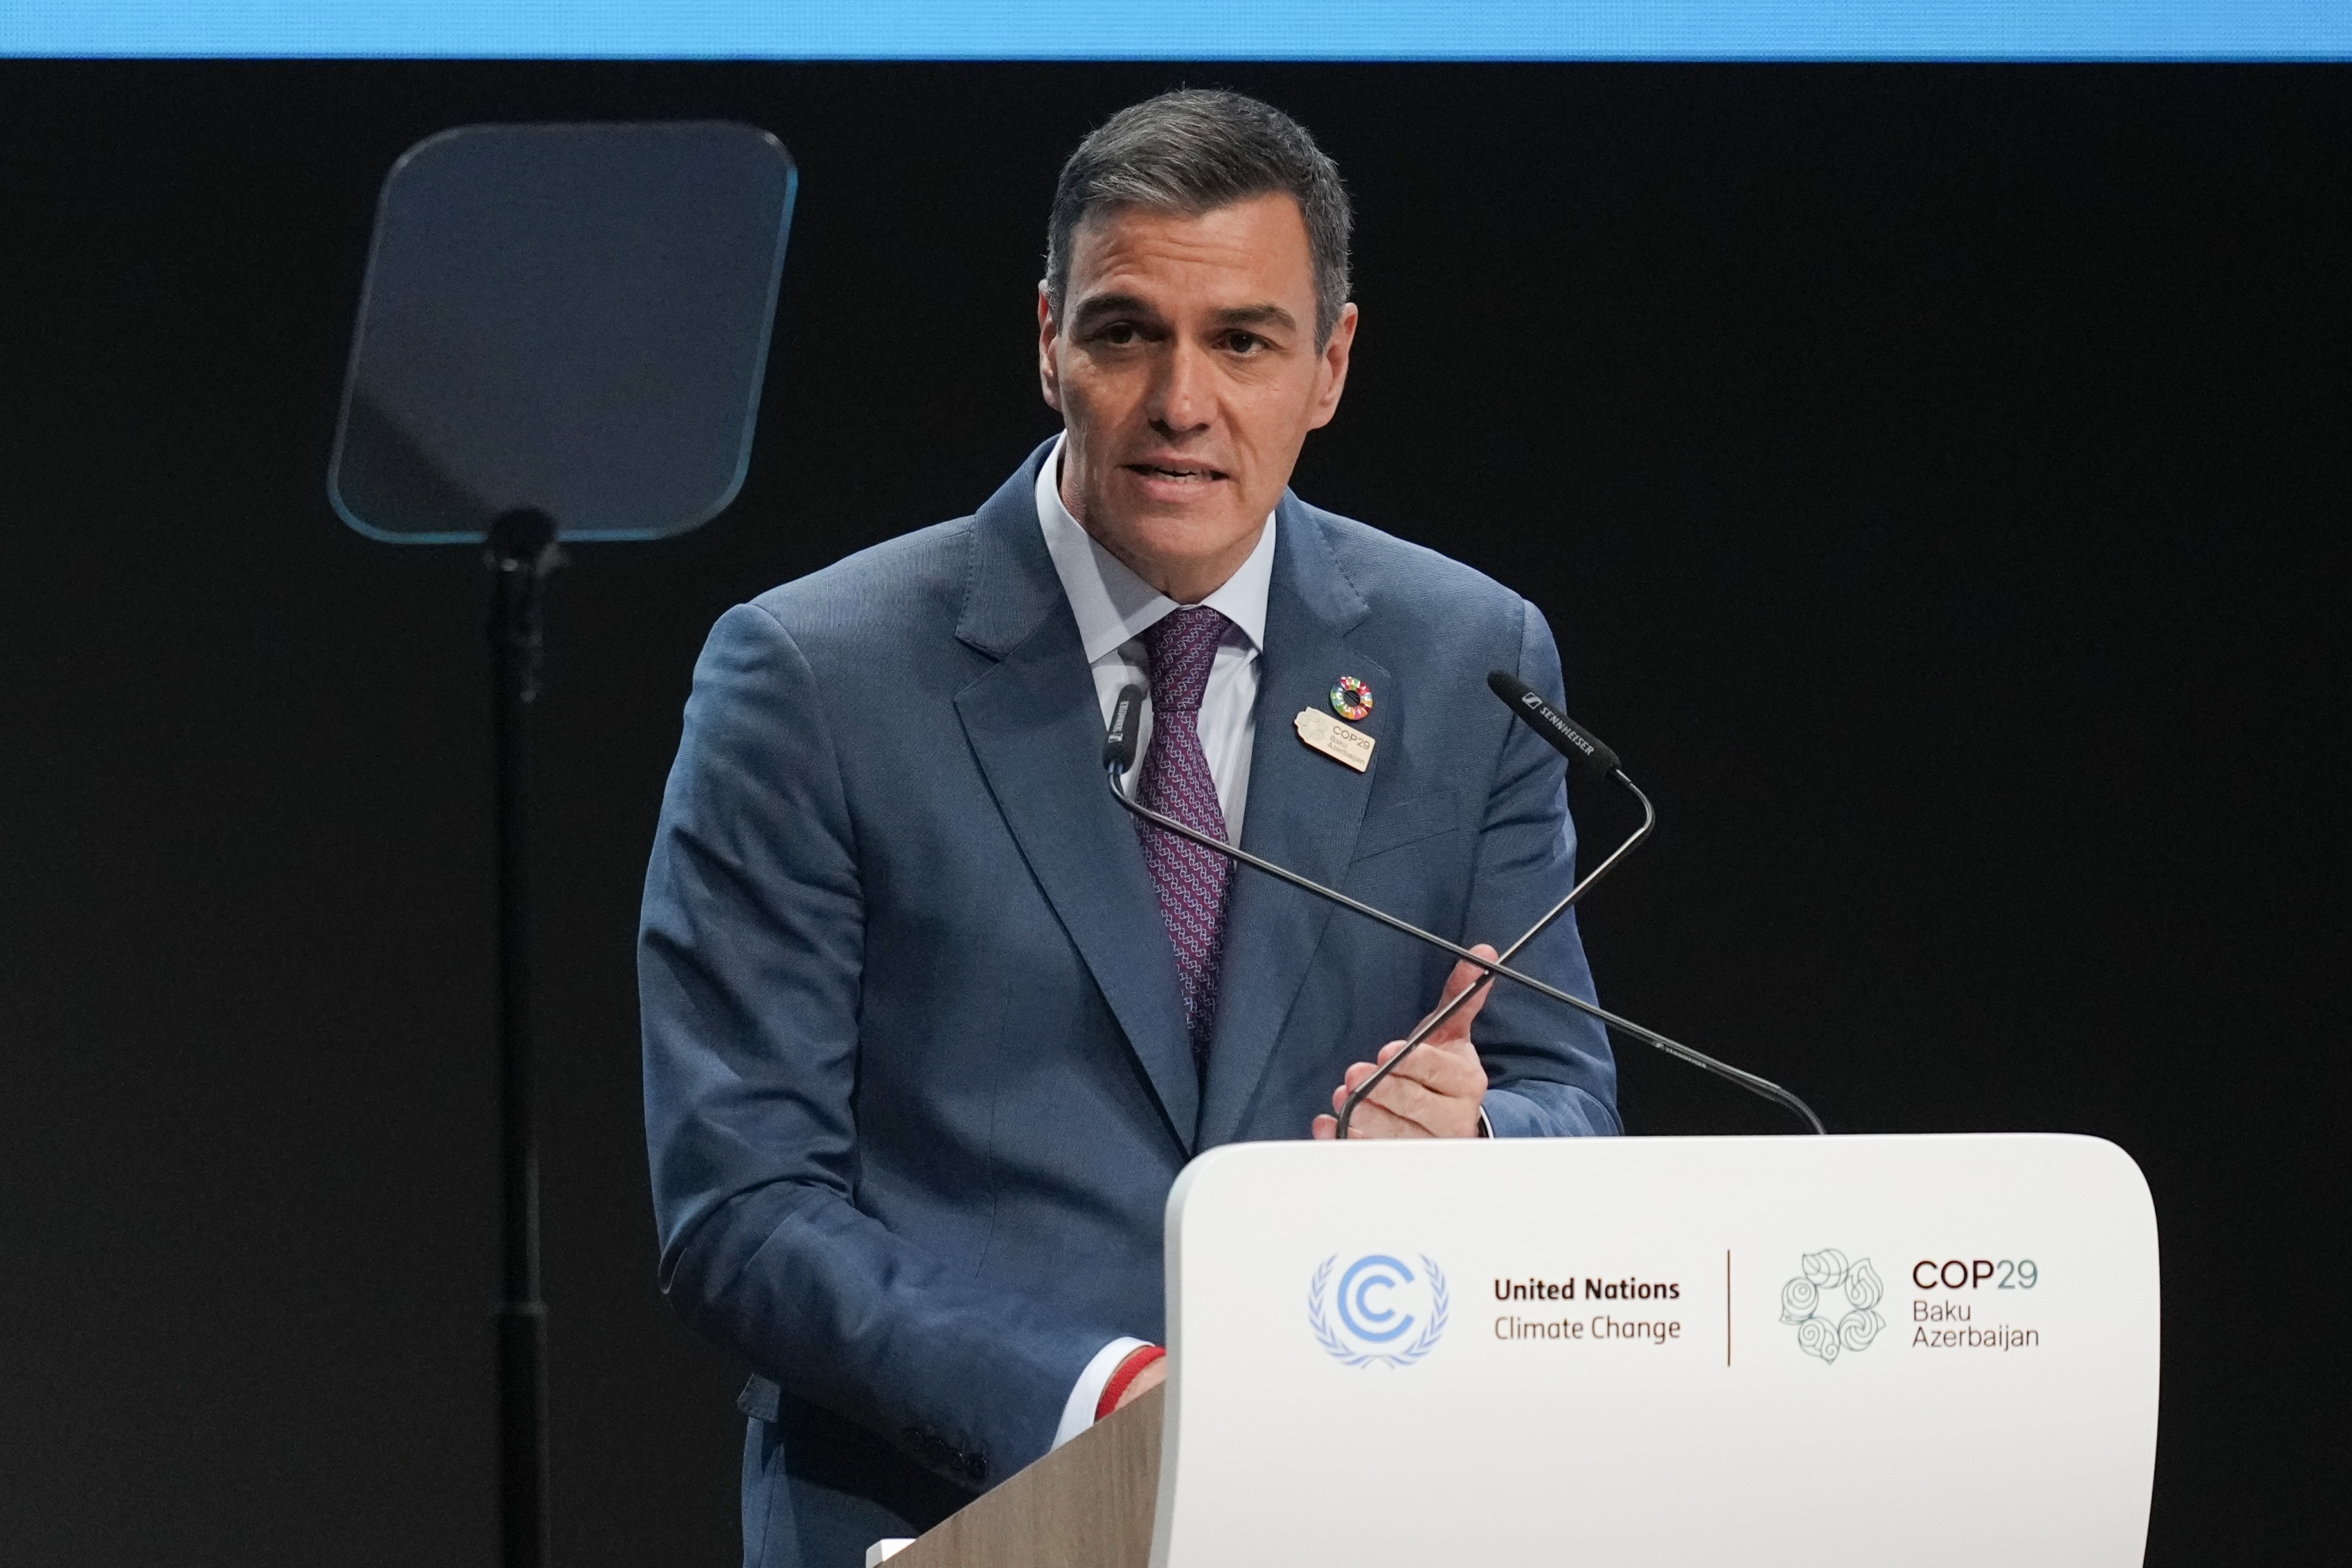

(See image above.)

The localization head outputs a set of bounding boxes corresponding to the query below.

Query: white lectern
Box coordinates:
[885,1134,2159,1567]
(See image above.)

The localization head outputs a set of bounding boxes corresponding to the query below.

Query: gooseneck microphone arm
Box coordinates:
[1482,673,1825,1135]
[1101,686,1580,1007]
[1100,682,1827,1136]
[1332,769,1653,1138]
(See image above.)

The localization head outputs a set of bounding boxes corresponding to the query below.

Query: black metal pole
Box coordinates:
[487,508,564,1568]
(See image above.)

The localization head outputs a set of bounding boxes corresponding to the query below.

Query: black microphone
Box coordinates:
[1103,683,1144,774]
[1487,670,1619,776]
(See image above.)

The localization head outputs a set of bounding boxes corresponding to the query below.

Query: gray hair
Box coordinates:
[1045,89,1353,346]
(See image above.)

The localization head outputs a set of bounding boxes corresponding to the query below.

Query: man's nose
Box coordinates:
[1145,339,1213,434]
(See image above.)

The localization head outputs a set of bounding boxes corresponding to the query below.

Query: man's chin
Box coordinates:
[1085,497,1265,596]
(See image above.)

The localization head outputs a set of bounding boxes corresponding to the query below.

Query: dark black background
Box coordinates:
[1,62,2344,1566]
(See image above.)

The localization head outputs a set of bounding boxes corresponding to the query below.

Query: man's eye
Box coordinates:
[1098,322,1140,345]
[1224,332,1263,353]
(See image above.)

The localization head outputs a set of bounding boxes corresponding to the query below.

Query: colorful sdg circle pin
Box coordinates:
[1330,675,1373,722]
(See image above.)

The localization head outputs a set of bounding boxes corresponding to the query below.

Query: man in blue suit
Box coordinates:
[639,90,1619,1568]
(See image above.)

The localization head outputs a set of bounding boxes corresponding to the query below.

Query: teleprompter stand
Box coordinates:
[489,508,564,1568]
[328,123,796,1566]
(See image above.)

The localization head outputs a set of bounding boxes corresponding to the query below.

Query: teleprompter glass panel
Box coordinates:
[329,121,796,542]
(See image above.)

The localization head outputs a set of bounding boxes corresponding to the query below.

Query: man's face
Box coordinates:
[1040,192,1357,603]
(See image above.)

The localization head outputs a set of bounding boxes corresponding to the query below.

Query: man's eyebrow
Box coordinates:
[1069,292,1161,325]
[1066,296,1299,334]
[1213,303,1299,332]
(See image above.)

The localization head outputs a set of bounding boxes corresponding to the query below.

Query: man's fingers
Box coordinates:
[1335,1041,1484,1112]
[1368,1037,1487,1098]
[1326,1094,1434,1140]
[1421,944,1500,1046]
[1319,1055,1483,1137]
[1317,947,1502,1141]
[1333,1058,1450,1136]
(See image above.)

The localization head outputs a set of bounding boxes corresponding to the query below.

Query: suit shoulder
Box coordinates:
[1296,501,1528,628]
[740,515,976,657]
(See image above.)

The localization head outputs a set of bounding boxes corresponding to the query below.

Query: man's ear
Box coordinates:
[1038,284,1064,413]
[1306,301,1359,431]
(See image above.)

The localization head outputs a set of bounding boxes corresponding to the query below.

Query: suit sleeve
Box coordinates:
[639,602,1107,1490]
[1466,600,1625,1137]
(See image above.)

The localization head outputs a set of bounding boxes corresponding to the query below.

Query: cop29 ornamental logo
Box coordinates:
[1308,1254,1449,1368]
[1779,1249,1885,1364]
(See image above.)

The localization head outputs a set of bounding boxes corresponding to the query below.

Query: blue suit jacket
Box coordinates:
[639,446,1618,1567]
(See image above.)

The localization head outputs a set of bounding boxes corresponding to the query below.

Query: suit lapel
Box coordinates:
[1198,500,1387,1147]
[953,450,1200,1152]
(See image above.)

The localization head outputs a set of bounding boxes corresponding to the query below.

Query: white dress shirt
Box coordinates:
[1035,435,1275,1444]
[1034,435,1275,841]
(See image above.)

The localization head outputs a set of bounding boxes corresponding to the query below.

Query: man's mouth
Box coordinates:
[1124,461,1227,484]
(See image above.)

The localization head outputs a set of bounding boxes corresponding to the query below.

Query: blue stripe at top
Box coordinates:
[6,2,2350,62]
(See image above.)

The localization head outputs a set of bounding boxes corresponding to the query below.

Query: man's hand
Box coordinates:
[1312,945,1496,1139]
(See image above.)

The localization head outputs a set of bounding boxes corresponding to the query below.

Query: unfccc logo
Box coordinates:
[1308,1254,1449,1368]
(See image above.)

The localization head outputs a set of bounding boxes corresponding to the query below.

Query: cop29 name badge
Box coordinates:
[1308,1253,1449,1368]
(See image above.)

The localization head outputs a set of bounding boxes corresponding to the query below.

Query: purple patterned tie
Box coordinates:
[1134,605,1235,1073]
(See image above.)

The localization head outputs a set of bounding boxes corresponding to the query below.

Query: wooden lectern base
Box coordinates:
[888,1385,1163,1567]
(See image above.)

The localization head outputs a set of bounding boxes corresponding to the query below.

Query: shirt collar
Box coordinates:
[1035,432,1276,665]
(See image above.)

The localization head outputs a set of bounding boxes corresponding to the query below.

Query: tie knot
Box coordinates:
[1141,605,1229,713]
